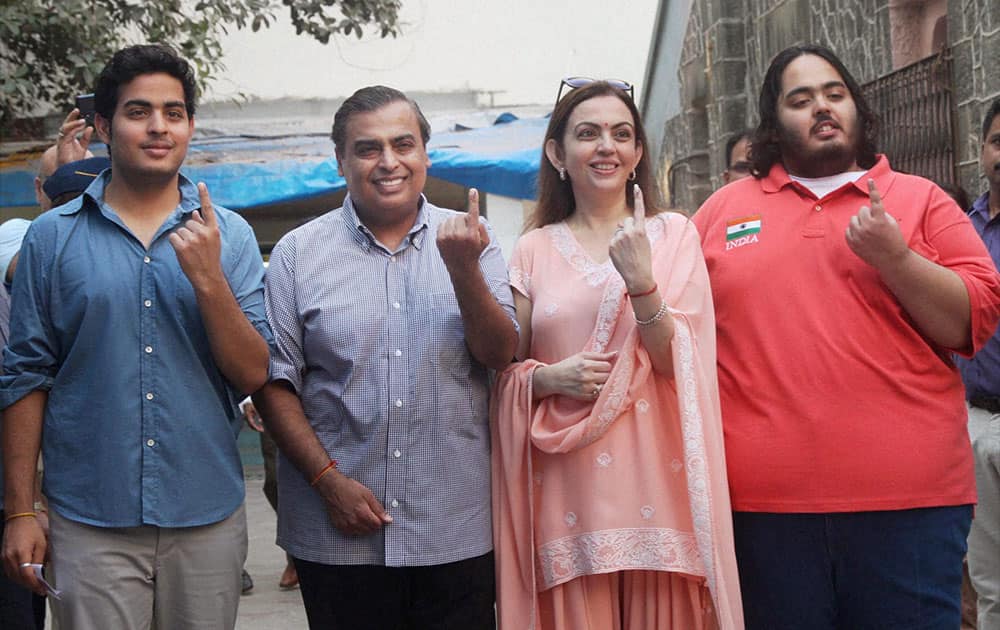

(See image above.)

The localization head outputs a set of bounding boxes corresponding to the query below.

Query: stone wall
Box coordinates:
[949,0,1000,198]
[660,0,999,210]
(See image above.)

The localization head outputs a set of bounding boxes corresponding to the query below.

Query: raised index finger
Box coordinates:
[197,182,217,226]
[866,179,885,217]
[633,184,646,228]
[466,188,480,228]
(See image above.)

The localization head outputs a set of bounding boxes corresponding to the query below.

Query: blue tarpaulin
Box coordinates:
[0,114,547,209]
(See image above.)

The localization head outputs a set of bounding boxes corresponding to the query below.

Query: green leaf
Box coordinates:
[1,0,401,131]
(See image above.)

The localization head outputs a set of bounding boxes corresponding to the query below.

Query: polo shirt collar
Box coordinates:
[760,154,891,196]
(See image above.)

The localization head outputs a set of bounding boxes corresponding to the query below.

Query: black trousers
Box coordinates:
[0,511,46,630]
[293,551,495,630]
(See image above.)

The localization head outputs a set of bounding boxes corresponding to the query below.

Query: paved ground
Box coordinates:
[237,468,310,630]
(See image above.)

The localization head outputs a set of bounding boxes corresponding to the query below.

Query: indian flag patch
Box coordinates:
[726,215,761,241]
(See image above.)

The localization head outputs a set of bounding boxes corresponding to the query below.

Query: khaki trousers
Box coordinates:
[47,504,247,630]
[968,402,1000,629]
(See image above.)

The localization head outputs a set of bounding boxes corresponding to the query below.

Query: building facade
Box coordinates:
[645,0,1000,211]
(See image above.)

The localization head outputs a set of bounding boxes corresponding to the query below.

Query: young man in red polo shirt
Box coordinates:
[693,44,1000,629]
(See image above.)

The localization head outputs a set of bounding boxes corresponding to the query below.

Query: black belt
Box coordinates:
[969,396,1000,414]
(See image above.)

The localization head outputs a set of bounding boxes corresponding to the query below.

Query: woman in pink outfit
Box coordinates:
[491,79,744,630]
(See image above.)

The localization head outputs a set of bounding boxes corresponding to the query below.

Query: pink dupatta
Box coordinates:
[491,214,743,629]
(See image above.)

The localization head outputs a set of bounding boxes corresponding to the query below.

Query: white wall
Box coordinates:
[485,193,529,262]
[209,0,659,107]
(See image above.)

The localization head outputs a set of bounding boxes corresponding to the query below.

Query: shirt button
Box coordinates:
[392,302,401,309]
[394,349,402,357]
[146,439,155,447]
[391,499,399,508]
[389,256,395,262]
[146,392,154,400]
[144,345,153,354]
[143,256,151,263]
[144,299,152,308]
[394,399,403,408]
[814,205,822,212]
[393,449,401,458]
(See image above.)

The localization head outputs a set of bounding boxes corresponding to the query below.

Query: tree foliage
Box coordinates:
[0,0,402,128]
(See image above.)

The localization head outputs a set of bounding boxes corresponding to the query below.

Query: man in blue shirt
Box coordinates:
[0,218,43,630]
[253,86,518,629]
[958,97,1000,630]
[0,44,271,630]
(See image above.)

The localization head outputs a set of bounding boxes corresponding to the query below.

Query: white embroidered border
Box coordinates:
[537,527,703,589]
[672,316,718,598]
[548,223,616,287]
[548,218,667,291]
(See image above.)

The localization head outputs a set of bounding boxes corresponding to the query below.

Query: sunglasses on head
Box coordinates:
[556,77,634,104]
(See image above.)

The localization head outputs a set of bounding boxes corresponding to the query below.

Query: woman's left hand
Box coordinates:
[610,185,655,294]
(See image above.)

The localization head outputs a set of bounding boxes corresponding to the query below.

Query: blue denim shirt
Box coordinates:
[0,172,272,527]
[956,192,1000,399]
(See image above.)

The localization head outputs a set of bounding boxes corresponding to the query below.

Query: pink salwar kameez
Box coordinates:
[492,213,744,629]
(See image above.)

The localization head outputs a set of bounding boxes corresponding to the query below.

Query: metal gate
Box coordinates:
[863,50,956,185]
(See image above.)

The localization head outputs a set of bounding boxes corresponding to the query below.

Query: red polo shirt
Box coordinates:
[693,156,1000,513]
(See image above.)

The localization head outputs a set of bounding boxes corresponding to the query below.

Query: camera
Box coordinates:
[75,93,95,127]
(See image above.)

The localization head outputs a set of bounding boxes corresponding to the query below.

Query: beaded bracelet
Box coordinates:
[635,300,668,326]
[4,511,37,523]
[310,460,338,487]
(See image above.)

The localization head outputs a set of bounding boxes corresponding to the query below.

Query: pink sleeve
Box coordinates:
[508,230,536,299]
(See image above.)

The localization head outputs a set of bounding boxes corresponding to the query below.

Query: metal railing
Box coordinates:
[863,50,956,185]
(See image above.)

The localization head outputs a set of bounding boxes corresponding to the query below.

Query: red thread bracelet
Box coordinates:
[310,460,338,486]
[628,283,658,299]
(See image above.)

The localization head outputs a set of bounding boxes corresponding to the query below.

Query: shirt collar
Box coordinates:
[969,191,991,221]
[341,192,430,252]
[760,154,891,196]
[60,170,202,221]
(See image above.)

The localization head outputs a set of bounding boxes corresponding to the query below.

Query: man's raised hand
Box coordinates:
[437,188,489,272]
[845,179,909,270]
[169,182,224,291]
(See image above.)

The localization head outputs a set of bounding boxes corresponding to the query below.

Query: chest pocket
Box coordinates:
[428,291,472,377]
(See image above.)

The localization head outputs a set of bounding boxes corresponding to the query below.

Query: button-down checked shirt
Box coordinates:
[957,192,1000,399]
[266,194,516,567]
[0,172,271,528]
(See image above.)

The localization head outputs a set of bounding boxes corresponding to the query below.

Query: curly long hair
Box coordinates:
[750,44,879,178]
[527,81,661,231]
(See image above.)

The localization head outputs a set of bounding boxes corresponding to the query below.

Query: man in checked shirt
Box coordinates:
[253,85,518,629]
